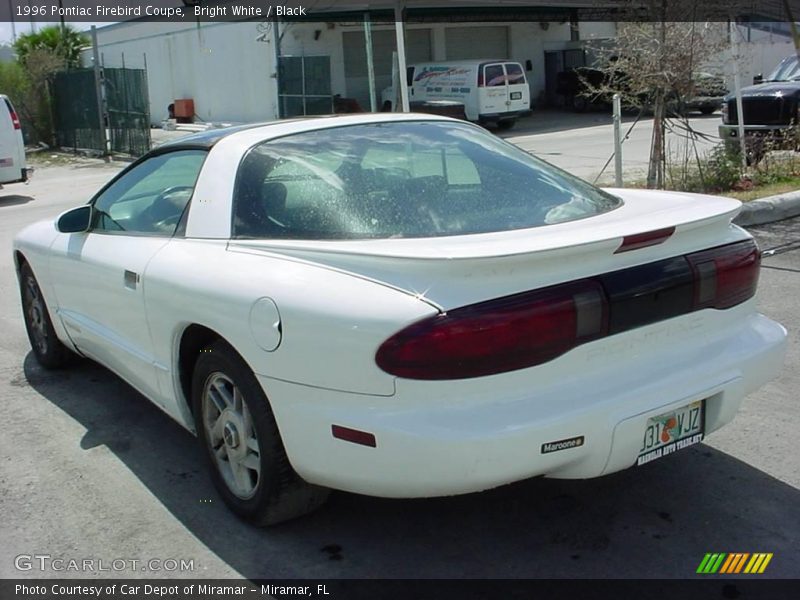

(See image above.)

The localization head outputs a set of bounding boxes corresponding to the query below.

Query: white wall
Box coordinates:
[84,19,616,124]
[716,24,796,89]
[86,21,279,125]
[280,20,616,107]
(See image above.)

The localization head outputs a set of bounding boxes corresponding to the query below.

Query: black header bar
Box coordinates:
[0,0,797,23]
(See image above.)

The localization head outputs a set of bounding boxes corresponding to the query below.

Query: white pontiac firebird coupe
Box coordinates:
[13,114,786,525]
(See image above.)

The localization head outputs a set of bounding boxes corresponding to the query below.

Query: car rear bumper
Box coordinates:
[478,110,527,122]
[262,310,786,498]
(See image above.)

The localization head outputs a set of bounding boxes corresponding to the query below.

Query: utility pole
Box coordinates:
[613,93,623,187]
[8,0,16,41]
[91,26,109,157]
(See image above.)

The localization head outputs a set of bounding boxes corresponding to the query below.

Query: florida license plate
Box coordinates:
[637,400,704,466]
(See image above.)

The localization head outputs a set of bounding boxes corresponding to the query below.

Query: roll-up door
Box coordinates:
[445,26,509,60]
[343,28,432,109]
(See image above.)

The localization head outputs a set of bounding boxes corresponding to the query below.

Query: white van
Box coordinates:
[382,60,531,129]
[0,94,29,186]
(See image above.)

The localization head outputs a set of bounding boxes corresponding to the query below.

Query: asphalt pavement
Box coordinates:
[0,126,798,581]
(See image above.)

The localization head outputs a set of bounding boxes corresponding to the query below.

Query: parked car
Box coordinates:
[719,54,800,162]
[14,114,786,525]
[0,94,30,187]
[556,67,726,115]
[555,66,611,111]
[682,72,728,115]
[382,60,530,129]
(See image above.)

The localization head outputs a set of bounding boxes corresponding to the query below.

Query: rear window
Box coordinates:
[505,63,526,84]
[232,121,621,240]
[484,65,506,87]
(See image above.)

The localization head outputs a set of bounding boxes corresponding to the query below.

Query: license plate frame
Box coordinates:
[637,400,704,466]
[510,91,522,100]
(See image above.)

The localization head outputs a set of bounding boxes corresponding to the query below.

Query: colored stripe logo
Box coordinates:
[697,553,773,574]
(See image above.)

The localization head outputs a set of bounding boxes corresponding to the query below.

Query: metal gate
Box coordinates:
[52,67,151,157]
[105,68,151,156]
[278,56,333,118]
[51,69,104,153]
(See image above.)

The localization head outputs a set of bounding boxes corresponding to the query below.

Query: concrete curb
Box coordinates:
[734,190,800,227]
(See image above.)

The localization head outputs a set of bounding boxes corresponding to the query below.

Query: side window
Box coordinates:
[505,63,525,84]
[91,150,206,236]
[484,64,506,87]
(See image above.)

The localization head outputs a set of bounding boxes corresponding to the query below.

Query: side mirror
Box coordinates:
[57,206,92,233]
[753,73,763,85]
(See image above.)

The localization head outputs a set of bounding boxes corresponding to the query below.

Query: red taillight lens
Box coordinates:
[615,226,675,253]
[5,99,20,130]
[687,239,760,309]
[477,70,484,87]
[376,239,760,381]
[376,280,607,380]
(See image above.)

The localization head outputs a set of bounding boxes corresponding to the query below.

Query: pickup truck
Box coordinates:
[719,54,800,163]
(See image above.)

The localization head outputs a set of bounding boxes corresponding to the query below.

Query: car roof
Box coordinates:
[410,59,516,68]
[154,112,457,153]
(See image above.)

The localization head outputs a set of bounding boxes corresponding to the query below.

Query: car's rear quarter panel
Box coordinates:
[141,239,438,426]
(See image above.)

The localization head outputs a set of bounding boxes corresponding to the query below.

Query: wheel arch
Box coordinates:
[13,249,27,276]
[177,324,224,419]
[177,324,265,425]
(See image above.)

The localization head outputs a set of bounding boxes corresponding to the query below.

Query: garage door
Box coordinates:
[445,26,509,60]
[343,28,432,110]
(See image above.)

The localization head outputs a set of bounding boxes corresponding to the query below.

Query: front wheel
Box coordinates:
[192,340,329,525]
[19,262,75,369]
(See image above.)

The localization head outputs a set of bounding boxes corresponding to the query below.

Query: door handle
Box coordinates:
[124,270,140,290]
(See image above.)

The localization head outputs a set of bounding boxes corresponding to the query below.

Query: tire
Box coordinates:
[497,119,516,130]
[192,340,330,526]
[19,262,75,369]
[699,106,715,115]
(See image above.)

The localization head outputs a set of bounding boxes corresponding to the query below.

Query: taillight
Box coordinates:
[376,239,760,380]
[477,70,484,87]
[687,240,760,310]
[376,280,607,380]
[615,226,675,253]
[5,99,20,130]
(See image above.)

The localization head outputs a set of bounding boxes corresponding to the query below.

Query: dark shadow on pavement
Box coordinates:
[23,352,800,579]
[0,194,33,207]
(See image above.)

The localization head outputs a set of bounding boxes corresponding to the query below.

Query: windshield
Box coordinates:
[232,121,621,240]
[766,56,800,82]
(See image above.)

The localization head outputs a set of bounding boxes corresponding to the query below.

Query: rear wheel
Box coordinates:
[497,119,516,130]
[19,263,74,369]
[192,340,330,525]
[699,106,716,115]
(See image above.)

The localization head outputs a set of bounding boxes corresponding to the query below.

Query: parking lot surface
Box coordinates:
[1,135,798,580]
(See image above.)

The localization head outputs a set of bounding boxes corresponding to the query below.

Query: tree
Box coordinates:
[13,25,90,69]
[5,26,90,144]
[583,1,729,188]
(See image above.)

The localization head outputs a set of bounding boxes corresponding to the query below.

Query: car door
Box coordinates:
[504,62,529,113]
[478,62,508,116]
[47,149,207,403]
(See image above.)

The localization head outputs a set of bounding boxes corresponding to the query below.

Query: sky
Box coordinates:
[0,21,111,45]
